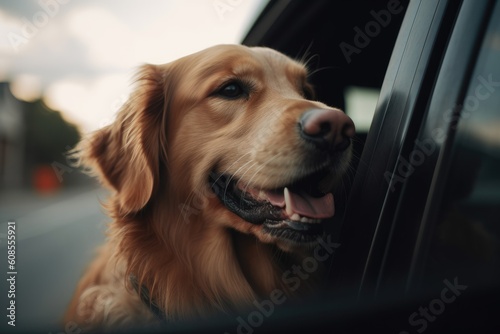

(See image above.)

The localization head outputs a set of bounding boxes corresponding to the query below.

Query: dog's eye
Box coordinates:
[215,81,247,100]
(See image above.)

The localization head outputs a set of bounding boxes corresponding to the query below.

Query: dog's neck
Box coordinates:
[229,230,315,298]
[231,230,286,297]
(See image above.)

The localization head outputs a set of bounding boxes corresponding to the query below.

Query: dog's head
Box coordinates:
[78,45,354,252]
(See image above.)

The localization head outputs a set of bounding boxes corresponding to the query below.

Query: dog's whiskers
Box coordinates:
[210,152,252,188]
[175,153,253,227]
[223,159,256,204]
[234,160,263,207]
[238,156,279,206]
[177,152,253,226]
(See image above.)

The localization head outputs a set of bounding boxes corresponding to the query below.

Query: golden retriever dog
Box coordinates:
[64,44,354,330]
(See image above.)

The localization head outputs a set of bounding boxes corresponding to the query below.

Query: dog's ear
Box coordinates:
[76,64,170,214]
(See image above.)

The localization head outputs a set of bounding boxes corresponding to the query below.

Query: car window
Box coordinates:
[425,1,500,285]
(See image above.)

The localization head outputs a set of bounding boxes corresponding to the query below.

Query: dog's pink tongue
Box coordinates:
[266,188,334,219]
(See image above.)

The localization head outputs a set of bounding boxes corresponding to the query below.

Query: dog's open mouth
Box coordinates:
[209,168,336,244]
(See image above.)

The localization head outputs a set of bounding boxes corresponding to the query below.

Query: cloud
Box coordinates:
[65,6,142,69]
[44,73,133,133]
[0,9,21,54]
[0,6,92,83]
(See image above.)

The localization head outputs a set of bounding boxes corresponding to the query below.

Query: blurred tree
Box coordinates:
[22,99,81,189]
[23,99,80,164]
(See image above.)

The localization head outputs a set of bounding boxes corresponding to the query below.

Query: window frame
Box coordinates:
[389,0,497,294]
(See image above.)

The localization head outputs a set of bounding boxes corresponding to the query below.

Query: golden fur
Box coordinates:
[64,45,353,330]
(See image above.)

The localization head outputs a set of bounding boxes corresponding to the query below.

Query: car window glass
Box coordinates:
[426,2,500,285]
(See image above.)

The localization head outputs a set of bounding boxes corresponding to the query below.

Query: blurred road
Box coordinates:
[0,186,108,333]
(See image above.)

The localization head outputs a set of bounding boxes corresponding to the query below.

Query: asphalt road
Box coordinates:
[0,186,108,333]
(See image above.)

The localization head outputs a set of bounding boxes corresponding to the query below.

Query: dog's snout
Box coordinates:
[299,108,355,151]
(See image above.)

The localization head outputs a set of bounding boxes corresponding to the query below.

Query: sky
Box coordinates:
[0,0,268,133]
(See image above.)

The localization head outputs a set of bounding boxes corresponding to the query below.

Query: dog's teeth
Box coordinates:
[291,213,301,221]
[284,187,293,216]
[300,217,309,223]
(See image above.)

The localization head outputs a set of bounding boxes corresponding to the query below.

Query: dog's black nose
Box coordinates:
[299,108,355,151]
